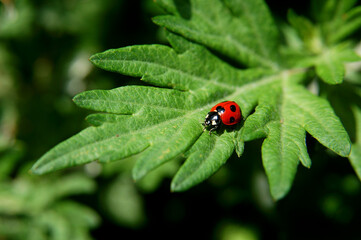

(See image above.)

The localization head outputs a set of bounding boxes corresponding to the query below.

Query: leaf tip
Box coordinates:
[29,164,43,175]
[300,157,312,169]
[270,188,288,201]
[72,92,85,106]
[132,168,146,182]
[170,181,183,193]
[329,137,352,157]
[234,139,244,157]
[151,15,165,25]
[89,54,99,65]
[30,157,60,175]
[339,143,352,157]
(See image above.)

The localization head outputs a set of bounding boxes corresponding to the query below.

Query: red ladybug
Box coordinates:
[202,101,242,134]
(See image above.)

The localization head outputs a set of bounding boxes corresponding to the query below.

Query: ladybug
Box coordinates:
[202,101,242,134]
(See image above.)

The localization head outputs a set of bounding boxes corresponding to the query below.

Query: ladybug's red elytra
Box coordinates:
[202,101,242,134]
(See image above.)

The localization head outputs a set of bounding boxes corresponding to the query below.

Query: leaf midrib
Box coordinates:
[275,78,292,191]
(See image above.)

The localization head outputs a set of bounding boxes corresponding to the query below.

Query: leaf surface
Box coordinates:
[171,131,235,191]
[153,0,280,69]
[32,37,351,199]
[32,34,274,189]
[241,73,351,199]
[315,47,360,84]
[31,0,356,199]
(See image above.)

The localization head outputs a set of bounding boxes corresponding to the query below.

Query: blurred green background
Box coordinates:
[1,0,361,239]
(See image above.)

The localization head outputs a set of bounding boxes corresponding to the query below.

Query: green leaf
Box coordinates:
[329,5,361,43]
[315,52,345,84]
[311,0,358,23]
[32,34,351,199]
[287,9,323,53]
[315,46,361,84]
[32,1,355,199]
[310,0,361,44]
[31,34,272,187]
[153,0,280,69]
[54,201,99,229]
[0,172,98,239]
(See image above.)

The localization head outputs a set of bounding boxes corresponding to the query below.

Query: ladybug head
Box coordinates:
[203,111,222,135]
[204,111,221,127]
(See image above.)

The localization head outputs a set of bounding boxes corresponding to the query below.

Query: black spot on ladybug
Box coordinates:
[230,117,235,123]
[230,105,236,112]
[216,106,225,114]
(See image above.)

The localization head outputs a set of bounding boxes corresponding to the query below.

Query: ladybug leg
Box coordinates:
[201,122,207,131]
[208,125,218,135]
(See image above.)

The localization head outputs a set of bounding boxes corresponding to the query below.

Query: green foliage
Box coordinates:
[153,0,280,69]
[30,0,361,200]
[0,154,99,240]
[0,0,128,239]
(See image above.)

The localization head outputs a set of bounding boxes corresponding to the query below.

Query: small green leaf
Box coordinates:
[310,0,360,44]
[287,9,323,53]
[316,54,345,84]
[311,0,358,23]
[329,6,361,43]
[54,201,100,228]
[315,47,361,85]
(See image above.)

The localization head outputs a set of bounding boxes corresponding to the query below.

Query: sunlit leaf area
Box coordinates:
[1,0,361,239]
